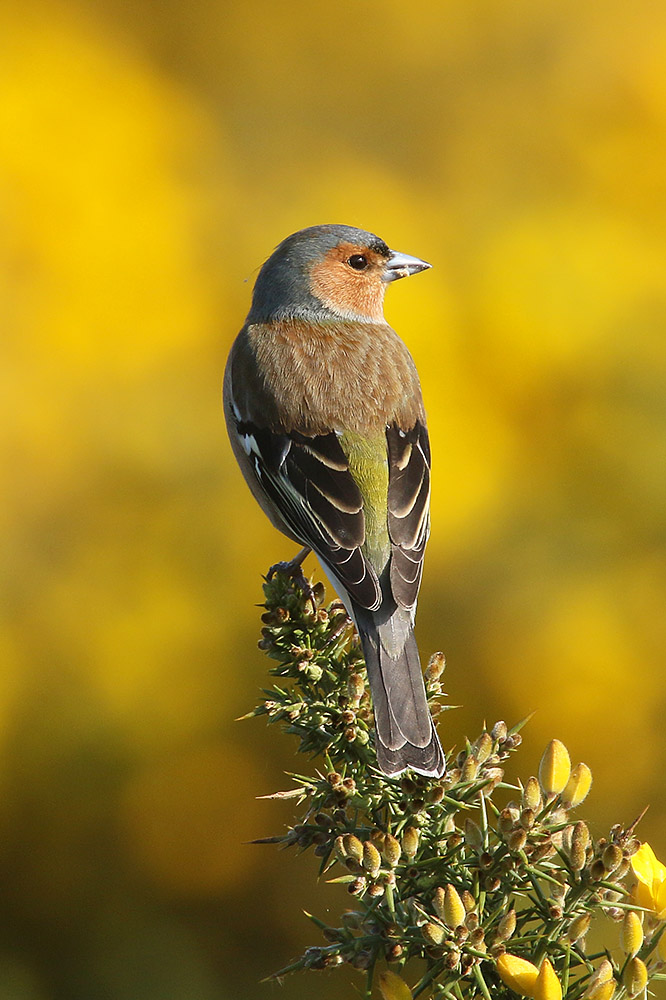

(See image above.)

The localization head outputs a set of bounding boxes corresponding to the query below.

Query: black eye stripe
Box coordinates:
[348,254,368,271]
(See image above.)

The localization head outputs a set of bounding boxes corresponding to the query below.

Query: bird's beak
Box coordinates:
[383,249,432,282]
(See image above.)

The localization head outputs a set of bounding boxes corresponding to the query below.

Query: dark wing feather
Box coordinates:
[387,421,431,610]
[234,419,382,610]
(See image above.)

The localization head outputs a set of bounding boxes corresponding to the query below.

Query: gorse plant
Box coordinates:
[246,568,666,1000]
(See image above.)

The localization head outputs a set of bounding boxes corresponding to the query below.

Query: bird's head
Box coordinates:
[247,224,431,324]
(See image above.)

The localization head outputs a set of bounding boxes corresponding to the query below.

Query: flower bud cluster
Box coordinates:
[331,829,402,899]
[416,882,491,972]
[561,817,641,903]
[251,567,665,1000]
[252,572,375,764]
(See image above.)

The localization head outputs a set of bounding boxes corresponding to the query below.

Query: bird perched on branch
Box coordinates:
[224,224,444,778]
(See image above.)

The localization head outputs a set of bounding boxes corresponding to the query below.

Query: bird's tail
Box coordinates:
[355,606,445,778]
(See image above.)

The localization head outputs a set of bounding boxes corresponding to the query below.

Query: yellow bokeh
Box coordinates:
[2,0,665,997]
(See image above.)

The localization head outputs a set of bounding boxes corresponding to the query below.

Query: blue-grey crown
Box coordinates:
[247,224,389,323]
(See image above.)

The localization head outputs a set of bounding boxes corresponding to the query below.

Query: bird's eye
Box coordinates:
[348,254,368,271]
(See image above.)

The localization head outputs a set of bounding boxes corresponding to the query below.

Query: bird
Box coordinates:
[224,224,445,778]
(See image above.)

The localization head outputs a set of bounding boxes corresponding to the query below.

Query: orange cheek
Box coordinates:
[309,258,385,321]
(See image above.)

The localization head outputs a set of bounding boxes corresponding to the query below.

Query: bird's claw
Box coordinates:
[267,559,294,581]
[267,555,317,613]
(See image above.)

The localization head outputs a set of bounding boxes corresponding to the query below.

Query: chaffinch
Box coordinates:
[224,224,445,778]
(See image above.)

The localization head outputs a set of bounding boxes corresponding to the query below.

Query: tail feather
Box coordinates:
[376,732,445,779]
[356,607,445,779]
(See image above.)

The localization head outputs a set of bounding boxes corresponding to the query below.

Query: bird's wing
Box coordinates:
[233,417,383,611]
[386,420,431,611]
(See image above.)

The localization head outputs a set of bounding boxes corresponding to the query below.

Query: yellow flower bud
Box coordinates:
[382,833,401,867]
[347,672,365,705]
[569,845,586,872]
[568,913,591,942]
[425,651,446,682]
[562,762,592,807]
[362,841,381,877]
[342,834,363,863]
[570,821,590,871]
[378,970,413,1000]
[461,889,476,912]
[496,909,517,942]
[534,959,562,1000]
[602,844,623,873]
[496,953,539,996]
[432,887,446,920]
[620,911,643,957]
[422,921,445,946]
[623,957,648,998]
[539,739,571,797]
[443,884,466,929]
[402,827,419,859]
[523,776,542,812]
[462,756,479,781]
[472,731,493,764]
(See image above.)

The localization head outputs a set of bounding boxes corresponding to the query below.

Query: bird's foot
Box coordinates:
[266,545,310,582]
[267,548,316,612]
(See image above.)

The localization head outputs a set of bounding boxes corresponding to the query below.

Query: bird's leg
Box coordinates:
[267,547,317,611]
[267,545,310,580]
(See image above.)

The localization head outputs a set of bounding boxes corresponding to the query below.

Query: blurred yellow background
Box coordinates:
[2,0,665,996]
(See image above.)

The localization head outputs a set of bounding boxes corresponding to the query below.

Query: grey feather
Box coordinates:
[354,601,445,778]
